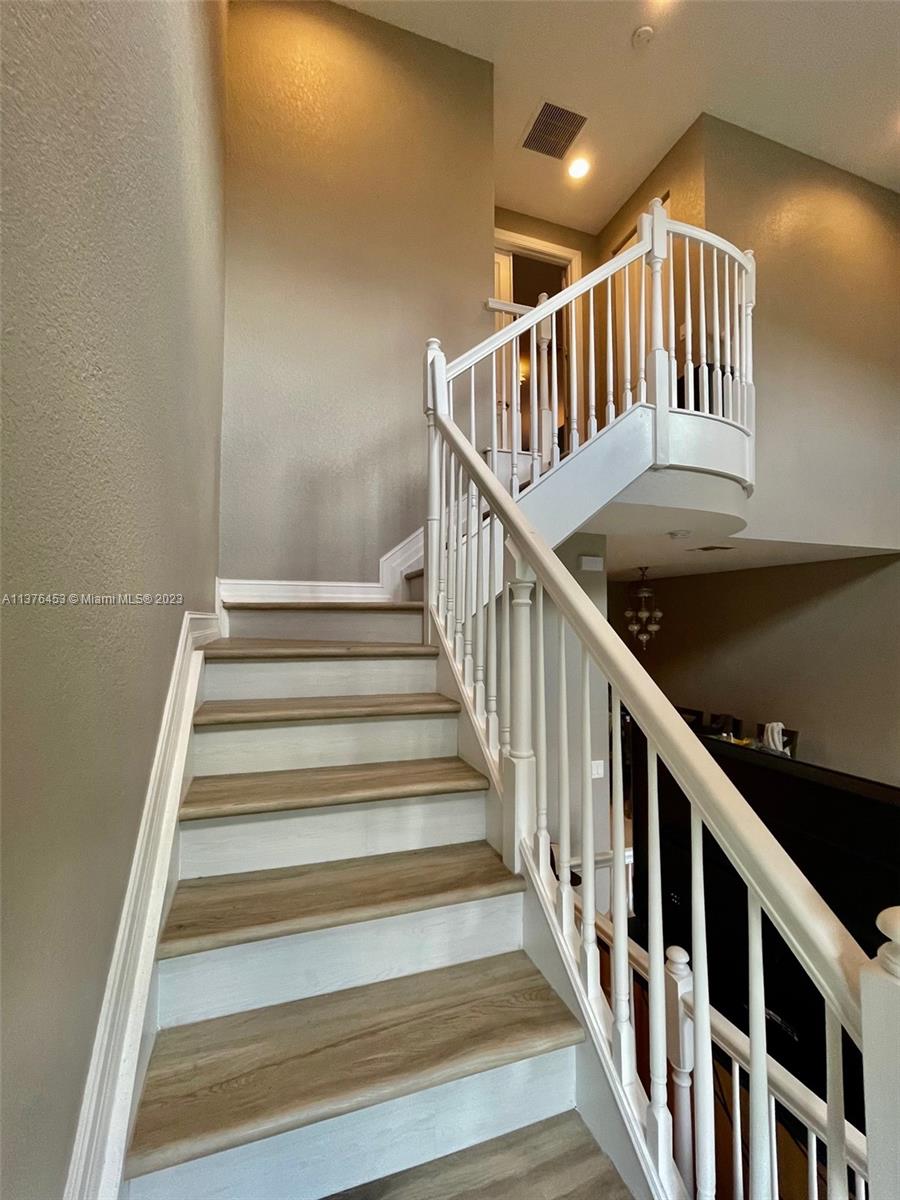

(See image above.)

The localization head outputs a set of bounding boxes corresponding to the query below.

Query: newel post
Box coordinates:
[646,198,671,467]
[861,907,900,1200]
[423,338,446,641]
[666,945,696,1196]
[501,546,536,873]
[537,292,553,468]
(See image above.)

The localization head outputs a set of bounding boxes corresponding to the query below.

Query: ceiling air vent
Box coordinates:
[522,102,587,160]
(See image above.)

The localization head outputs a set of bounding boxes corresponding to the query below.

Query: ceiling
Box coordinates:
[341,0,900,233]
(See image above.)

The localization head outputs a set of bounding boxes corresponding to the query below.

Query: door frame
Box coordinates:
[493,227,583,289]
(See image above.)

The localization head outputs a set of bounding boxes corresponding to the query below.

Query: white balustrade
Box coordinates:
[418,205,890,1200]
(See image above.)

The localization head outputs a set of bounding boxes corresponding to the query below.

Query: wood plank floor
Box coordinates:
[180,756,488,822]
[204,638,438,661]
[193,692,460,727]
[159,841,523,958]
[126,952,583,1179]
[326,1111,631,1200]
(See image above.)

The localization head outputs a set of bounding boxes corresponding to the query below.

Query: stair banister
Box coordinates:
[426,347,867,1041]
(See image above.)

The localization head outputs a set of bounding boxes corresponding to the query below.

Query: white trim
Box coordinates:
[217,525,425,607]
[494,226,583,286]
[63,611,219,1200]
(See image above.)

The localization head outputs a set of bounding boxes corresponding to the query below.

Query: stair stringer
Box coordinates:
[520,849,686,1200]
[516,404,655,549]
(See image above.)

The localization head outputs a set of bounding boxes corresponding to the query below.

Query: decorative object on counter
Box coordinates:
[624,566,662,649]
[757,723,800,759]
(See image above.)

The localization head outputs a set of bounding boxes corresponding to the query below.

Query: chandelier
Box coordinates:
[625,567,662,649]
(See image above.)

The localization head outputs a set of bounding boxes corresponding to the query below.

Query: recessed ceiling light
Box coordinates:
[568,157,590,179]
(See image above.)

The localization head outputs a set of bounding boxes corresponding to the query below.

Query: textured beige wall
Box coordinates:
[703,116,900,551]
[594,117,706,260]
[1,3,225,1196]
[609,556,900,785]
[220,1,494,582]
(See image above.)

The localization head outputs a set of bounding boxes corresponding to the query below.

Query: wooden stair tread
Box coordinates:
[158,842,523,958]
[126,952,583,1178]
[325,1111,630,1199]
[193,692,460,727]
[204,637,438,661]
[180,756,489,821]
[222,600,424,611]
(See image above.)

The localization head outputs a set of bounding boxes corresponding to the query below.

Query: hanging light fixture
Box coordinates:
[625,567,662,649]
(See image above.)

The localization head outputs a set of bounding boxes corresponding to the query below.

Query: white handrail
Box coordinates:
[428,369,867,1043]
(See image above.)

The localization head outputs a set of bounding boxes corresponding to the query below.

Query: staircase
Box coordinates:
[124,602,631,1199]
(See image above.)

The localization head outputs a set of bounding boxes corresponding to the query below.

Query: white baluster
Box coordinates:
[438,442,448,622]
[538,293,552,468]
[807,1130,819,1200]
[511,334,520,497]
[485,513,499,754]
[580,647,600,998]
[853,1172,866,1200]
[723,254,733,419]
[733,1059,745,1200]
[499,571,511,756]
[623,264,633,408]
[691,810,716,1200]
[748,892,772,1200]
[588,287,598,436]
[474,486,486,720]
[646,745,675,1178]
[502,326,511,452]
[455,459,466,666]
[667,235,677,406]
[684,238,694,411]
[733,260,742,426]
[712,249,722,416]
[463,378,477,686]
[666,945,695,1195]
[556,612,576,951]
[530,324,540,484]
[611,691,636,1076]
[826,1006,849,1200]
[445,450,457,639]
[606,276,615,426]
[568,300,580,449]
[423,340,441,630]
[490,351,498,474]
[744,252,756,436]
[768,1095,779,1200]
[637,255,647,405]
[503,552,536,872]
[551,311,560,466]
[532,581,550,883]
[699,243,709,413]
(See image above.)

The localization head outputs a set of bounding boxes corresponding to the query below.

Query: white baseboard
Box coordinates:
[217,525,424,607]
[63,611,220,1200]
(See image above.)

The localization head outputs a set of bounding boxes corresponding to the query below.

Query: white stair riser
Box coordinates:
[157,893,523,1027]
[226,609,423,642]
[178,791,486,877]
[125,1047,576,1200]
[191,713,457,776]
[202,657,436,700]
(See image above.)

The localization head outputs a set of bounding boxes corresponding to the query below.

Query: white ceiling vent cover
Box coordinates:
[522,102,587,159]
